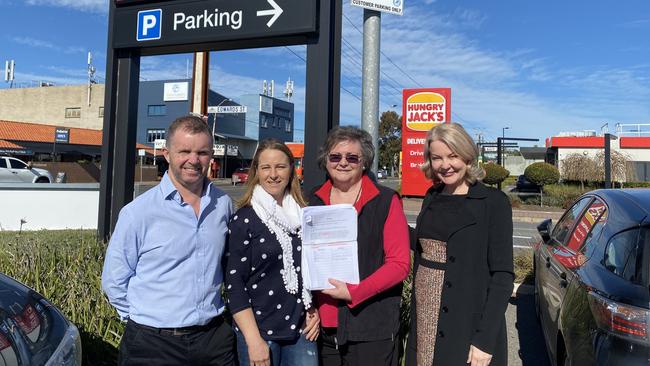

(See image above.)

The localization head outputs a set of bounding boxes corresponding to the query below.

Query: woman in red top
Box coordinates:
[308,126,410,366]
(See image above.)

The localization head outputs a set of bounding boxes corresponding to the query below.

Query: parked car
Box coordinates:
[0,156,53,183]
[231,168,249,185]
[376,169,389,179]
[0,272,82,365]
[516,174,540,192]
[534,189,650,365]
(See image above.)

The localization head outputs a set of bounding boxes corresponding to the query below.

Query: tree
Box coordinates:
[561,153,599,190]
[378,110,402,175]
[482,162,510,186]
[594,150,633,187]
[525,162,560,206]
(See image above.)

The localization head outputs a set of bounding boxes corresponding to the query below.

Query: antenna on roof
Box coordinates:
[4,60,15,88]
[284,77,294,100]
[87,52,97,106]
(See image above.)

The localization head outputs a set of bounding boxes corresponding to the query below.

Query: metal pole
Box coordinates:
[604,133,611,189]
[361,9,381,174]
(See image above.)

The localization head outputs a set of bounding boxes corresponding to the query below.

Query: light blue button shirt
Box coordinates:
[101,173,233,328]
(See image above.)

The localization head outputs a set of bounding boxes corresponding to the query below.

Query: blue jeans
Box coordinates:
[235,329,318,366]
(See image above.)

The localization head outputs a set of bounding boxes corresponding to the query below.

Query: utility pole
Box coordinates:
[361,9,381,174]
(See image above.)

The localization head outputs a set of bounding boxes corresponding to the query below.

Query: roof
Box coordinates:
[546,135,650,149]
[0,139,24,149]
[0,120,102,146]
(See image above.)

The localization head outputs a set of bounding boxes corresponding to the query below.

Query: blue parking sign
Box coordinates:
[137,9,162,41]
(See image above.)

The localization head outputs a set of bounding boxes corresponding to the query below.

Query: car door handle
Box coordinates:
[545,256,551,268]
[11,171,18,174]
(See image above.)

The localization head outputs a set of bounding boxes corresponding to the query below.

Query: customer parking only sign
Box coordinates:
[350,0,403,16]
[401,88,451,197]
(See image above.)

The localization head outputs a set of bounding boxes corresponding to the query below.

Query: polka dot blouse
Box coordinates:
[224,206,307,340]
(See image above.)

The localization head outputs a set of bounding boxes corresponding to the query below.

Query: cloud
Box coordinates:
[10,36,88,55]
[24,0,107,13]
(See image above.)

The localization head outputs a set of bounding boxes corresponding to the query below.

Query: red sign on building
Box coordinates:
[401,88,451,197]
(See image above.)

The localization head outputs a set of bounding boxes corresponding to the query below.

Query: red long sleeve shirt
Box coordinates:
[314,175,411,327]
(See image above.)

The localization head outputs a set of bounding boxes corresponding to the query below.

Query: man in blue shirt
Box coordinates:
[102,115,235,365]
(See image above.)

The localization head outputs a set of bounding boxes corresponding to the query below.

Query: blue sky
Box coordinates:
[1,0,649,146]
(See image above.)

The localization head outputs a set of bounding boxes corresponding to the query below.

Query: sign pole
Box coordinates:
[361,9,381,175]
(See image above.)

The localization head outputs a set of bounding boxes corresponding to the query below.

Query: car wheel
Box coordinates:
[35,177,49,183]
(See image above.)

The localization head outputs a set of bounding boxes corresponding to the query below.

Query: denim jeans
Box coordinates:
[235,329,318,366]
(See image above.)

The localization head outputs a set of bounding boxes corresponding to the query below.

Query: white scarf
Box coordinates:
[251,185,312,309]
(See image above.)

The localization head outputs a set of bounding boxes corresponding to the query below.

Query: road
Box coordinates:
[136,178,541,252]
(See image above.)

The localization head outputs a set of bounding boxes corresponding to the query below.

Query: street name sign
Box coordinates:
[207,105,247,114]
[350,0,403,16]
[113,0,318,49]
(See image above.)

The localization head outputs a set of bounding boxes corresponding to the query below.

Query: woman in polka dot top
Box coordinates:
[225,139,319,366]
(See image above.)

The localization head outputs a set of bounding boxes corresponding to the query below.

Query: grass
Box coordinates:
[0,230,121,365]
[514,253,535,285]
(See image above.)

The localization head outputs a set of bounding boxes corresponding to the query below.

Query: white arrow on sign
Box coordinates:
[257,0,283,27]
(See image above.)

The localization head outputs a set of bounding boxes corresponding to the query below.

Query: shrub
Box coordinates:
[524,162,560,187]
[0,230,120,365]
[482,162,510,186]
[507,193,522,208]
[541,184,587,208]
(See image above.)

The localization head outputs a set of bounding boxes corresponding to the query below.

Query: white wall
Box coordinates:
[0,184,99,231]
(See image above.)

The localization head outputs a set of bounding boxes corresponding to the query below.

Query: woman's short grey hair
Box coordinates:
[317,126,375,172]
[420,123,485,184]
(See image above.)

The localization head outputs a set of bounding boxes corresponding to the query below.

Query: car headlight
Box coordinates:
[45,322,82,366]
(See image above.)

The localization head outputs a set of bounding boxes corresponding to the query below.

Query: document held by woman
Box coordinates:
[301,204,360,290]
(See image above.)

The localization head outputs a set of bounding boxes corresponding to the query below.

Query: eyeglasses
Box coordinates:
[328,153,361,164]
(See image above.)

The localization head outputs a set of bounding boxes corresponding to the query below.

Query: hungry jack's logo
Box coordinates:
[405,92,446,131]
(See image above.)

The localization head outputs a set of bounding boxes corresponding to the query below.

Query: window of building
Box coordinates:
[99,107,104,118]
[261,114,272,128]
[285,119,292,133]
[148,105,167,116]
[147,129,166,143]
[65,107,81,118]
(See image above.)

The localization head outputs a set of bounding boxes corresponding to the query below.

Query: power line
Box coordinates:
[342,13,424,88]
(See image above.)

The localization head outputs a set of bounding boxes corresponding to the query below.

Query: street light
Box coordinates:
[211,98,232,140]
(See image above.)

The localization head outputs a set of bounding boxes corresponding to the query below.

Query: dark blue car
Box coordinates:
[0,272,82,365]
[534,189,650,365]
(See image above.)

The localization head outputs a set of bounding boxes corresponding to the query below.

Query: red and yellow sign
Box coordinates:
[401,88,451,197]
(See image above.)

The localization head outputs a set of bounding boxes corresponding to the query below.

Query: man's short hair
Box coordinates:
[167,115,213,148]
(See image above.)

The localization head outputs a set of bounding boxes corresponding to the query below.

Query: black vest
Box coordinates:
[309,182,403,344]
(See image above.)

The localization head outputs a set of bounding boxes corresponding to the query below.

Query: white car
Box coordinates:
[0,156,53,183]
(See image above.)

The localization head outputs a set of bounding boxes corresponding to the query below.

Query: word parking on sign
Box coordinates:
[174,9,243,31]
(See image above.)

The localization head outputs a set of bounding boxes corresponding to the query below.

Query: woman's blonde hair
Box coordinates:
[237,139,307,208]
[420,123,485,184]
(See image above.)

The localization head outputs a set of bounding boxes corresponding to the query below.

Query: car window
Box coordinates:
[9,159,27,169]
[0,159,6,168]
[581,208,608,258]
[551,197,592,245]
[603,228,646,285]
[566,199,607,252]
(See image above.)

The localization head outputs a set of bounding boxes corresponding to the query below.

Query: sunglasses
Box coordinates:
[328,153,361,164]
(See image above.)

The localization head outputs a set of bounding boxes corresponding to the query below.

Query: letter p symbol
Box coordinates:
[137,9,162,41]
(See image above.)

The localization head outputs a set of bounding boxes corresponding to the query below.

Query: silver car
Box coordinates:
[0,157,53,183]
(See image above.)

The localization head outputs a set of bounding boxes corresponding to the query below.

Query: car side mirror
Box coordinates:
[537,218,553,244]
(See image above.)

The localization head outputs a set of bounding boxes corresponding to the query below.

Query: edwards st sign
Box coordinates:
[113,0,318,50]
